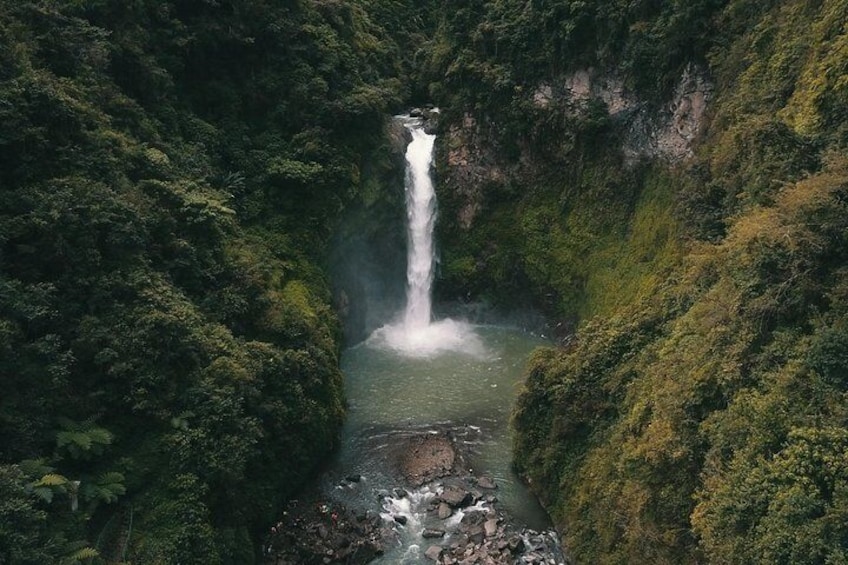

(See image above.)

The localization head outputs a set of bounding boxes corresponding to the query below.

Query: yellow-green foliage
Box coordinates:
[512,1,848,563]
[516,155,848,564]
[582,169,683,319]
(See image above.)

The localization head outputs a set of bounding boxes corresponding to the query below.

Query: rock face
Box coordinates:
[622,63,714,164]
[532,63,713,164]
[444,113,506,229]
[443,63,714,232]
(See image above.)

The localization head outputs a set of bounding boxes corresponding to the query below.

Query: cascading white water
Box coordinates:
[369,115,484,358]
[402,126,437,330]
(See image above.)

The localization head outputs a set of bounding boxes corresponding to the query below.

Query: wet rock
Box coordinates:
[440,485,471,508]
[265,498,389,565]
[484,519,498,538]
[477,476,497,489]
[459,510,486,528]
[423,528,446,539]
[438,502,453,519]
[400,434,458,486]
[466,525,485,545]
[425,544,443,561]
[508,535,525,554]
[346,474,363,483]
[394,515,408,526]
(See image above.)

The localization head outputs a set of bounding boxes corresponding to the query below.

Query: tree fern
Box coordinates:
[56,420,114,460]
[60,542,99,565]
[81,472,126,504]
[33,473,68,487]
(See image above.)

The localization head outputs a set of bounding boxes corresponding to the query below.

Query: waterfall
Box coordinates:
[402,125,437,330]
[368,114,484,358]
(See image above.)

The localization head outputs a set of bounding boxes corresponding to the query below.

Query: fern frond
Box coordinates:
[69,547,99,560]
[97,472,125,485]
[32,486,54,503]
[34,473,68,487]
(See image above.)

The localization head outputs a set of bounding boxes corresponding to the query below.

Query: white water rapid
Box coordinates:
[369,116,483,358]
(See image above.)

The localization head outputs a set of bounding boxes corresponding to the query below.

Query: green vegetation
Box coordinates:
[0,1,425,562]
[2,0,846,563]
[420,0,848,563]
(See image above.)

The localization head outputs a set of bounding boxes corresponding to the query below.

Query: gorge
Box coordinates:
[273,115,563,563]
[2,2,847,565]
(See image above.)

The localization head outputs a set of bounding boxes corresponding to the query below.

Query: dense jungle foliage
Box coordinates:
[2,0,846,564]
[0,1,436,562]
[412,1,848,563]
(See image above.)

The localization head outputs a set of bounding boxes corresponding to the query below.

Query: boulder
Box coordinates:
[425,545,443,561]
[438,502,452,520]
[394,515,408,526]
[507,535,525,553]
[440,485,471,508]
[466,525,485,545]
[459,510,486,529]
[484,519,498,538]
[422,528,446,539]
[476,476,497,489]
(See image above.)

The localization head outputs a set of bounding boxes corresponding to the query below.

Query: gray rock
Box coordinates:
[425,544,443,561]
[440,485,471,508]
[508,535,525,553]
[438,502,452,520]
[422,528,446,539]
[477,476,497,489]
[394,515,408,525]
[459,510,486,529]
[467,525,485,545]
[484,518,498,537]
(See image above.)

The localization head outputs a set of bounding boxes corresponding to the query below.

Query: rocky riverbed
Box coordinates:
[264,429,568,564]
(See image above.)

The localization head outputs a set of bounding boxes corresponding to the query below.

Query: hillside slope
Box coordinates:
[425,1,848,562]
[0,1,420,562]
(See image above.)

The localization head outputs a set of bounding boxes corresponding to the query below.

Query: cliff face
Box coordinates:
[429,1,848,563]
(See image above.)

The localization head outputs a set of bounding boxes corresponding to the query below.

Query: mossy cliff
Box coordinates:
[427,1,848,563]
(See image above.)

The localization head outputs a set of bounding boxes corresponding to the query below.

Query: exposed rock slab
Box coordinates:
[400,433,459,486]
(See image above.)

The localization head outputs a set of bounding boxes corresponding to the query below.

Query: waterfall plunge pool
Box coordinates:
[310,324,553,563]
